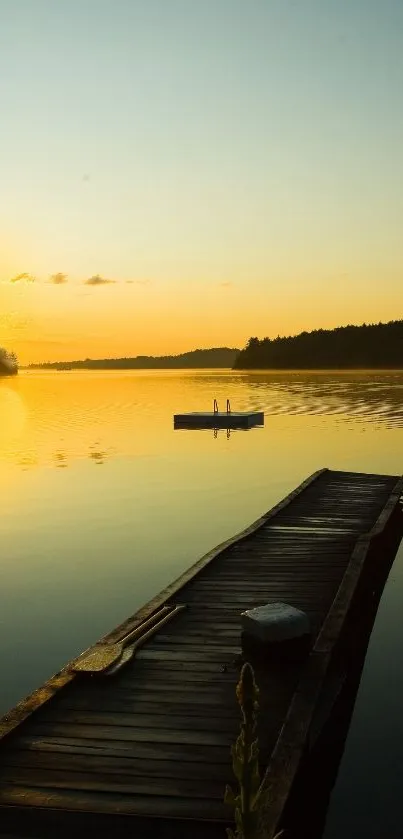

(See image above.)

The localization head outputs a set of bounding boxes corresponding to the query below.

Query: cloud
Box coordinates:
[84,275,115,286]
[9,272,35,283]
[49,272,68,284]
[125,279,150,285]
[0,313,30,330]
[219,281,234,288]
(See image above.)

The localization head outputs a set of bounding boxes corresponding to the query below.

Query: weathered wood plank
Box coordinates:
[53,684,237,704]
[0,750,231,781]
[25,722,235,747]
[46,698,242,717]
[7,736,233,763]
[50,697,283,718]
[0,768,226,801]
[0,785,229,819]
[34,710,238,733]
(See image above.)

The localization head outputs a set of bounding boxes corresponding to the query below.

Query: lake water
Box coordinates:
[0,369,402,836]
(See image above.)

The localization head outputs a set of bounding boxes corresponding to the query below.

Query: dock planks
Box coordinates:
[0,468,402,838]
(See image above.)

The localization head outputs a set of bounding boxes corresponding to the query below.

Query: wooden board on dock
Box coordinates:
[0,468,402,839]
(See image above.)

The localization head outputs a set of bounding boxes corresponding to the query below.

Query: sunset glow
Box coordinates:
[1,1,402,364]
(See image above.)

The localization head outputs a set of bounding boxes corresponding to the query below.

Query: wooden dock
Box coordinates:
[0,468,402,839]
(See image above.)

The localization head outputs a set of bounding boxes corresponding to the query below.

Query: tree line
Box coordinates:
[30,347,240,370]
[234,321,403,369]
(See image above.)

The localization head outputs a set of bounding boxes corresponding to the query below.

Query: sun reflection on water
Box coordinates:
[1,369,402,471]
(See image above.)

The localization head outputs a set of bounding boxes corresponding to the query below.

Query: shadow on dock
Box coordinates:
[280,503,403,839]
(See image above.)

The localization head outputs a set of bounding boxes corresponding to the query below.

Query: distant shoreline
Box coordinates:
[23,366,403,373]
[28,347,240,371]
[24,320,403,371]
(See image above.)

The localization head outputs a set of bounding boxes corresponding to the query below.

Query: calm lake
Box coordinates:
[1,369,402,836]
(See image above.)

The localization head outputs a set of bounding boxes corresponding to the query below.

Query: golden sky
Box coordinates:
[1,269,401,365]
[1,1,402,364]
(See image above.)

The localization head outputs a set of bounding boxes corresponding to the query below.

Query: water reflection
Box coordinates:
[89,450,107,465]
[213,427,232,439]
[17,453,38,470]
[13,447,109,470]
[0,370,402,473]
[208,371,403,427]
[177,426,257,439]
[54,451,67,468]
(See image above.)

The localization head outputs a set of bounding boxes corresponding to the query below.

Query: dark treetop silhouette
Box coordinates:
[234,320,403,369]
[0,348,18,376]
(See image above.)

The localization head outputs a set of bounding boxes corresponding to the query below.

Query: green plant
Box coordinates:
[225,662,282,839]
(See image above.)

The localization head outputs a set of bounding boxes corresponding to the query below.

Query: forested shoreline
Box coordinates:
[29,347,240,370]
[234,321,403,369]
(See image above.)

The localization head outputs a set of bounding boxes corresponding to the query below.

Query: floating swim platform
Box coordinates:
[174,410,264,429]
[0,469,402,839]
[174,399,264,429]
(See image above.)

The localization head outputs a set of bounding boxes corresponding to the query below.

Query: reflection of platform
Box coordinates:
[174,410,264,429]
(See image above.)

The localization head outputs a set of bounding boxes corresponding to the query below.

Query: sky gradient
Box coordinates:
[1,0,402,363]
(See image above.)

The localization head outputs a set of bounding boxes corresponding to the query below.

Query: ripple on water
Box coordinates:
[2,370,403,470]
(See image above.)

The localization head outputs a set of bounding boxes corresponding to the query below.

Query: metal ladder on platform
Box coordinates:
[213,399,231,414]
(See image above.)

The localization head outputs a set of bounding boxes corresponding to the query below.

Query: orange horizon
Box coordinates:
[2,311,402,367]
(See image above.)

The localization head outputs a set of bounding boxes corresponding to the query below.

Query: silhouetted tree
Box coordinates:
[0,348,18,375]
[234,321,403,369]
